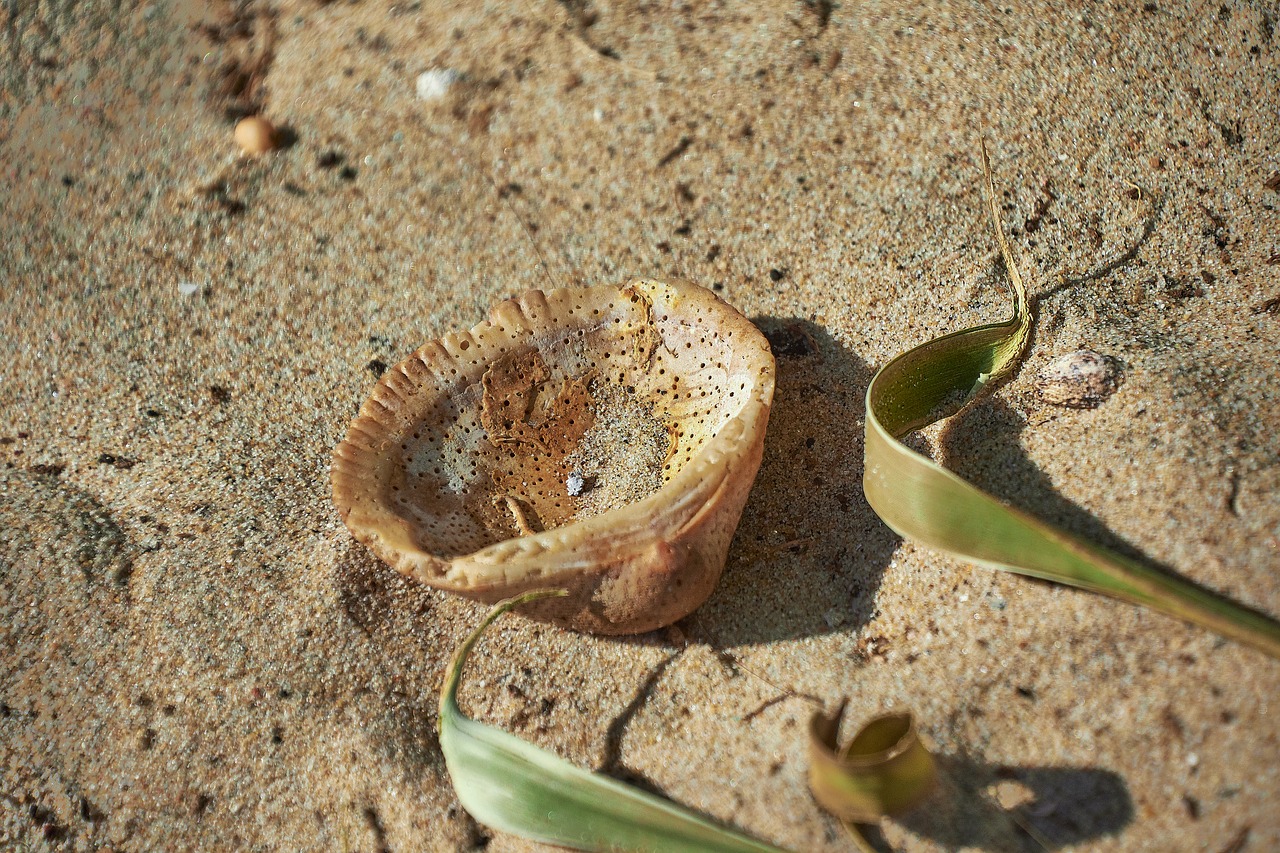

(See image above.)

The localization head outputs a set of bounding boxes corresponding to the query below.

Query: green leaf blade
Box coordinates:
[807,702,937,825]
[439,590,793,853]
[862,144,1280,659]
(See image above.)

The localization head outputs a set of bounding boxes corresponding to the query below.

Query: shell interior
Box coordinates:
[387,286,747,556]
[332,278,775,632]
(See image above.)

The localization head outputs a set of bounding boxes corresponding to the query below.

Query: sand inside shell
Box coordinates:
[420,351,674,552]
[562,380,672,523]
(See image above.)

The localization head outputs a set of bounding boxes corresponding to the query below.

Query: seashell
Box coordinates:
[1036,350,1123,409]
[332,279,776,634]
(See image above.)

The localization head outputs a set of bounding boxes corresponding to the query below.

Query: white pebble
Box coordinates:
[178,281,200,296]
[416,68,459,101]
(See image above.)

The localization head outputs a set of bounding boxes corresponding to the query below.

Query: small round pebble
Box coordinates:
[234,116,278,155]
[416,68,459,101]
[1036,350,1123,408]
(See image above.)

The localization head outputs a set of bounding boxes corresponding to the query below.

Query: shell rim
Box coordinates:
[331,278,776,591]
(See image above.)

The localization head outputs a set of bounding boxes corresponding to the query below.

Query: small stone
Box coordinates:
[186,791,212,817]
[1036,350,1123,408]
[316,150,345,170]
[234,116,279,155]
[178,281,200,296]
[416,68,458,101]
[990,779,1036,810]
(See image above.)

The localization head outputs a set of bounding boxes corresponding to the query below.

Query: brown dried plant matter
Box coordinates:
[332,279,776,634]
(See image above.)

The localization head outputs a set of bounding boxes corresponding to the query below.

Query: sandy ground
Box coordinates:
[2,0,1278,850]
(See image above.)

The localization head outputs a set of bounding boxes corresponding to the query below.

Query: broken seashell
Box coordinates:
[332,279,776,634]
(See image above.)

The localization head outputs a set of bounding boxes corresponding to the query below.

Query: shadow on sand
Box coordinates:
[858,755,1132,852]
[939,397,1156,563]
[691,317,900,646]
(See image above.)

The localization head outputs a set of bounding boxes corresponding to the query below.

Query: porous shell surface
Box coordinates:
[332,279,776,634]
[1036,350,1123,409]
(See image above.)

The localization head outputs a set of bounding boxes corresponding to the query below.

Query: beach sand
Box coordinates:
[2,0,1277,849]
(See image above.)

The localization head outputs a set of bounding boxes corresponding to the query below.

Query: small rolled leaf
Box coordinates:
[438,589,793,853]
[808,700,937,824]
[862,143,1280,659]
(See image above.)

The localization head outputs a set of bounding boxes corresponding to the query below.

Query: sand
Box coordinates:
[2,0,1278,850]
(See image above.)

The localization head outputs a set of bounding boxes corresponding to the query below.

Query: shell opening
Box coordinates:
[382,294,744,558]
[331,278,776,631]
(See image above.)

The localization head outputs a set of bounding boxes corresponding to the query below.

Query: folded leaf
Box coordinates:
[863,144,1280,659]
[438,589,794,852]
[808,701,936,824]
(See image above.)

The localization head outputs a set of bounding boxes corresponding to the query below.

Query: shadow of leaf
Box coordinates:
[863,755,1132,852]
[1038,191,1164,302]
[939,398,1154,563]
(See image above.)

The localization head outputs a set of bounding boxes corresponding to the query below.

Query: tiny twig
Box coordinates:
[768,537,816,555]
[497,495,538,535]
[1121,178,1144,203]
[476,164,568,293]
[668,623,823,713]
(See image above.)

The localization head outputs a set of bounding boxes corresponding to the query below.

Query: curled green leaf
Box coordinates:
[438,589,793,853]
[862,143,1280,658]
[808,701,937,825]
